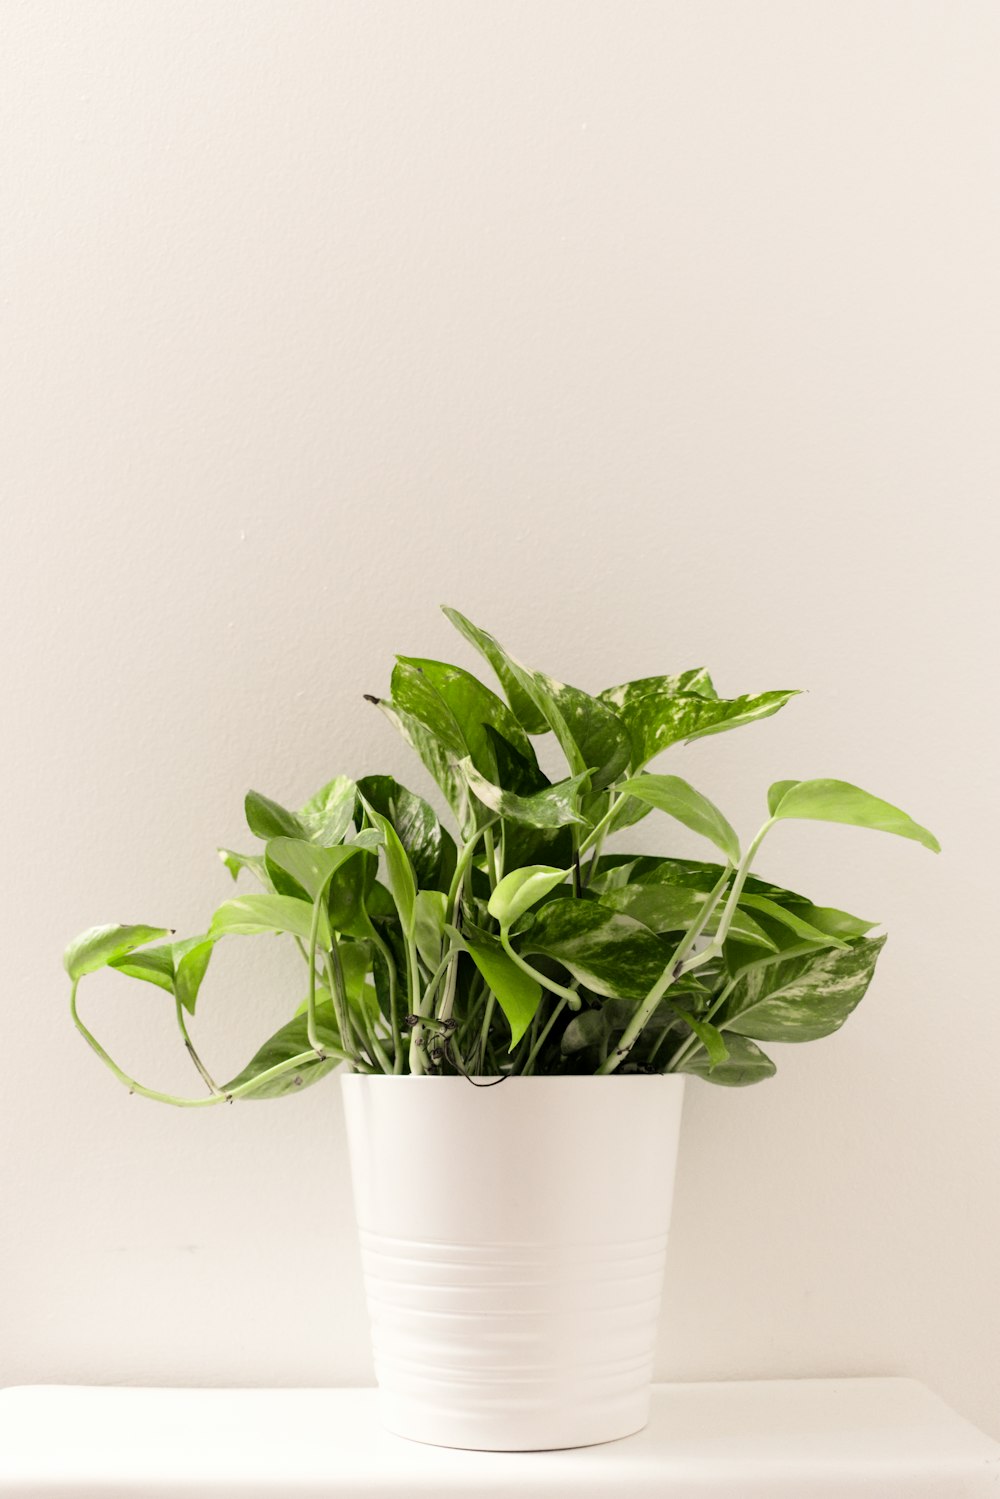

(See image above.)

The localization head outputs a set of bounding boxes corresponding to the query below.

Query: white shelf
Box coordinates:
[1,1378,998,1496]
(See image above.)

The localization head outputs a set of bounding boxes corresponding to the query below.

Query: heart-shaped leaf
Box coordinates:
[108,934,215,1016]
[441,608,631,790]
[768,780,940,852]
[209,894,329,946]
[223,1004,346,1099]
[519,898,671,1000]
[443,606,550,733]
[359,797,418,938]
[721,935,887,1043]
[413,889,448,969]
[487,865,569,928]
[64,924,172,981]
[618,774,740,863]
[601,677,798,772]
[460,758,588,829]
[356,774,456,892]
[675,1034,776,1086]
[600,882,776,950]
[299,776,357,846]
[264,839,365,904]
[218,848,271,887]
[738,893,850,951]
[463,934,542,1050]
[245,791,307,842]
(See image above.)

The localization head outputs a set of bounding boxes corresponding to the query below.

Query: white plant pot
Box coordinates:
[341,1073,685,1452]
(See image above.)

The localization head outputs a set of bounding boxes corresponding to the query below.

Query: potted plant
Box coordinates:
[64,608,939,1452]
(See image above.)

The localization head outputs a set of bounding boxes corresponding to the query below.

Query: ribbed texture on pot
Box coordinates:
[341,1075,684,1451]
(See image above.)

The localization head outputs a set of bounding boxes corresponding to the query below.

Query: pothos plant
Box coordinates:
[65,608,939,1101]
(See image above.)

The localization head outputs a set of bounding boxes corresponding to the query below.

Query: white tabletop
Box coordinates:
[0,1379,997,1497]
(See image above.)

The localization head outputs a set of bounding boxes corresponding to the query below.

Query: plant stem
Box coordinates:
[173,998,221,1096]
[581,792,623,886]
[499,929,582,1009]
[521,995,568,1075]
[578,793,622,859]
[328,944,393,1075]
[307,896,355,1068]
[406,937,428,1074]
[484,826,499,889]
[71,980,357,1107]
[477,993,496,1074]
[370,929,403,1073]
[666,939,826,1072]
[596,868,732,1075]
[446,819,497,912]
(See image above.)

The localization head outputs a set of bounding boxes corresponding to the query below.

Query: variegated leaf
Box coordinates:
[721,935,887,1043]
[599,678,798,772]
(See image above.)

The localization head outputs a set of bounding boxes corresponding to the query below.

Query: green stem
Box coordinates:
[667,939,824,1072]
[596,868,732,1075]
[581,792,623,886]
[371,929,403,1073]
[71,979,356,1106]
[174,997,221,1096]
[484,826,499,889]
[521,995,568,1075]
[446,819,497,912]
[308,897,355,1068]
[431,949,462,1022]
[328,944,393,1075]
[477,993,496,1074]
[406,937,429,1074]
[499,929,582,1009]
[578,793,622,859]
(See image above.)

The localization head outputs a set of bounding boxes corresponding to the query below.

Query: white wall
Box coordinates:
[3,0,998,1439]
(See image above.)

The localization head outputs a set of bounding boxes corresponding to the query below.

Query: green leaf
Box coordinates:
[245,790,307,842]
[767,780,799,817]
[108,944,176,993]
[172,936,215,1015]
[671,1008,728,1069]
[721,935,887,1043]
[590,856,874,942]
[439,609,630,790]
[600,882,776,950]
[487,865,568,928]
[393,657,536,769]
[222,1004,345,1100]
[738,893,850,951]
[218,848,271,887]
[796,904,877,939]
[560,1007,608,1054]
[464,934,542,1050]
[443,605,549,733]
[618,774,741,863]
[359,798,417,937]
[326,851,378,938]
[356,774,456,892]
[370,696,476,836]
[209,894,329,946]
[768,779,940,853]
[676,1034,776,1087]
[264,839,363,904]
[64,924,172,981]
[108,934,215,1015]
[299,776,357,846]
[600,678,798,771]
[413,889,448,969]
[520,898,670,1000]
[460,757,588,829]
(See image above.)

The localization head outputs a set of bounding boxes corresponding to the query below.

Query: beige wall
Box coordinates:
[3,0,998,1437]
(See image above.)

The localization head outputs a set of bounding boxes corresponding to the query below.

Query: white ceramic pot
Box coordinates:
[341,1073,685,1451]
